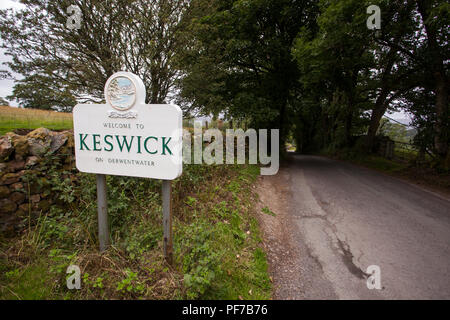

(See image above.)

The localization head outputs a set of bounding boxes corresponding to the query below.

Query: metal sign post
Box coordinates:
[96,174,110,252]
[162,180,173,264]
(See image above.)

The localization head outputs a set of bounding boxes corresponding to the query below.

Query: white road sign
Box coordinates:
[73,72,183,180]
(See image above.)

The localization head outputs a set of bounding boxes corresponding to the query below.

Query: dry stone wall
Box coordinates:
[0,128,75,236]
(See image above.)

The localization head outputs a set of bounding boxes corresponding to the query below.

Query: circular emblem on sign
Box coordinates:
[106,76,137,111]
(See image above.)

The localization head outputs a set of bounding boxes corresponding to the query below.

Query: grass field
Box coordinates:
[0,106,73,135]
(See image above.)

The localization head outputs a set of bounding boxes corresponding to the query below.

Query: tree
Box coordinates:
[178,0,320,146]
[373,0,449,165]
[416,0,449,163]
[291,0,448,167]
[293,0,375,149]
[0,97,9,106]
[0,0,190,111]
[8,74,76,111]
[365,0,419,151]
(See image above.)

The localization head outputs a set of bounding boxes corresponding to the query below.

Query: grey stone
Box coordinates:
[10,192,26,204]
[27,128,52,156]
[0,185,10,198]
[0,173,21,185]
[0,136,13,161]
[0,199,17,214]
[50,132,68,154]
[25,156,40,167]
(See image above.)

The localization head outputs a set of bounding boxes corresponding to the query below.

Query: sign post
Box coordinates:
[73,72,182,260]
[162,180,173,264]
[96,174,109,251]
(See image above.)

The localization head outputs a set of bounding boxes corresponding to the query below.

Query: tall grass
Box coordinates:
[0,106,73,135]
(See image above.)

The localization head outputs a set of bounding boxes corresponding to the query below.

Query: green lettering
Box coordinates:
[162,137,173,155]
[93,134,102,151]
[144,136,158,154]
[137,136,142,154]
[79,134,90,151]
[104,135,113,152]
[115,135,134,153]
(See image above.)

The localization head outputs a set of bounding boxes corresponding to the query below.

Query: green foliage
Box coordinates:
[227,180,241,194]
[172,163,270,300]
[48,249,77,275]
[1,0,446,162]
[185,196,197,206]
[180,220,220,299]
[83,273,105,290]
[0,97,9,106]
[0,262,56,300]
[124,221,162,260]
[10,75,77,111]
[261,207,276,217]
[290,0,448,164]
[178,0,320,144]
[116,270,145,295]
[1,154,270,300]
[378,118,409,143]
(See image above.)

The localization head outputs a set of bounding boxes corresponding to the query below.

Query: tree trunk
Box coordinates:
[344,69,359,147]
[345,93,354,146]
[434,71,449,159]
[417,0,449,163]
[366,90,389,152]
[366,54,396,152]
[278,99,287,157]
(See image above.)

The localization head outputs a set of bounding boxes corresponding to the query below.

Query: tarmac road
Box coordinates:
[276,155,450,299]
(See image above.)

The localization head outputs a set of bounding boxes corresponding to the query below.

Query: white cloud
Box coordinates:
[0,49,20,105]
[0,0,24,10]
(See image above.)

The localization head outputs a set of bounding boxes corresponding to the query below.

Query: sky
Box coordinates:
[0,0,412,124]
[0,0,24,103]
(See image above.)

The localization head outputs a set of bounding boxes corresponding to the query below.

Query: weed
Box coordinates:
[262,207,276,217]
[116,269,145,295]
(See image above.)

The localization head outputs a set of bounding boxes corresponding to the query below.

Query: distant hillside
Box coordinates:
[406,128,417,139]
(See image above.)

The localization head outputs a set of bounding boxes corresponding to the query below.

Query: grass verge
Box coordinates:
[0,155,271,300]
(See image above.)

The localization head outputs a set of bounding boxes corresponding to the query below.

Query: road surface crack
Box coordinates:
[336,238,369,280]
